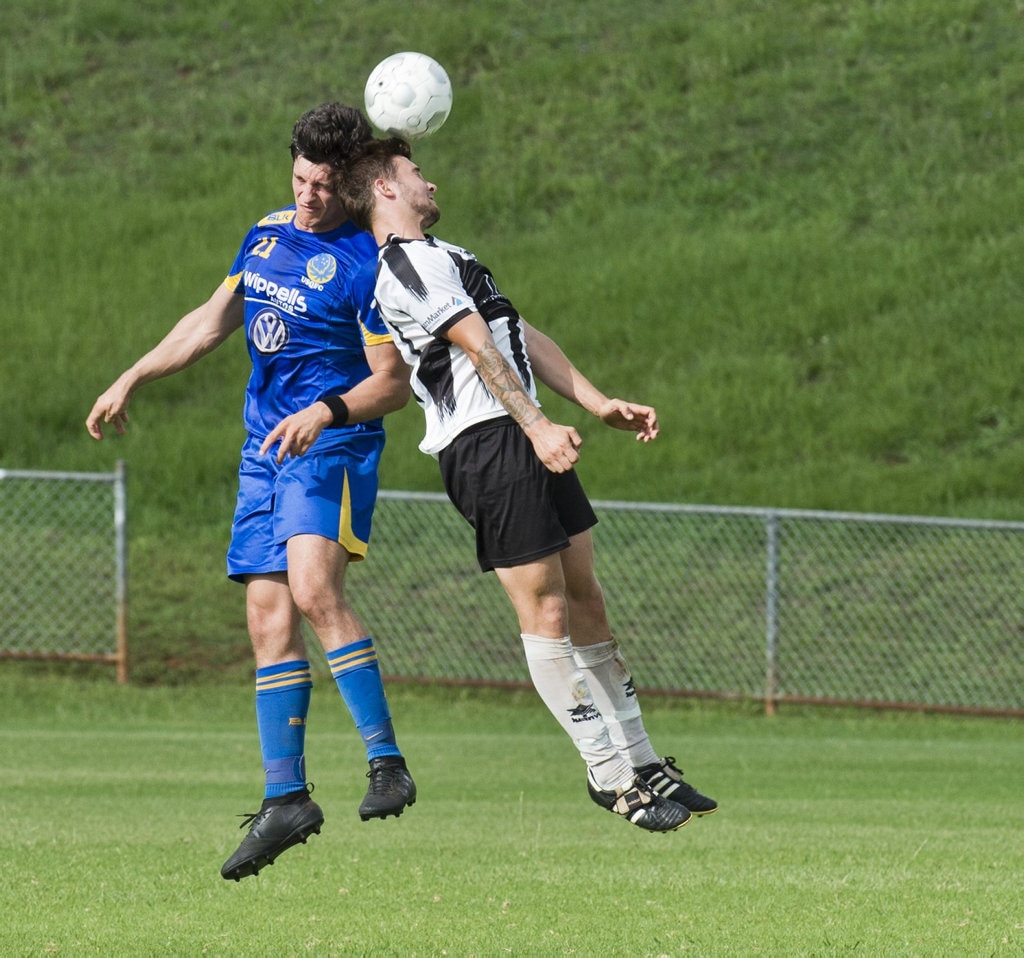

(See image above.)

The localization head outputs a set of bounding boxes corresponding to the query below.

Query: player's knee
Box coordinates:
[566,577,606,616]
[289,585,327,622]
[246,608,304,661]
[529,592,569,636]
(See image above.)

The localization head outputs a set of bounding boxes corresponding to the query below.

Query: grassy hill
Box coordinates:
[2,1,1023,676]
[4,0,1023,520]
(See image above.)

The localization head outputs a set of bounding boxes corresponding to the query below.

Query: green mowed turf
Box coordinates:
[1,677,1020,956]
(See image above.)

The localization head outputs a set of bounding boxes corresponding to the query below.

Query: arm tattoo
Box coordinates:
[475,340,541,428]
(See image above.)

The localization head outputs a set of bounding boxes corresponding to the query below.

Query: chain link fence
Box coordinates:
[0,465,127,682]
[354,492,1024,717]
[3,474,1022,716]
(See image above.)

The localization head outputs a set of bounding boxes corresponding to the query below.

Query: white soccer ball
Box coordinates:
[364,52,453,140]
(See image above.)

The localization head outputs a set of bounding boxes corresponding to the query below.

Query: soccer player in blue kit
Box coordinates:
[86,104,416,881]
[333,137,718,833]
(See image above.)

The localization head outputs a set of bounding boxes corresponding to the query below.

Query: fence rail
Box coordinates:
[2,474,1022,716]
[354,492,1024,718]
[0,463,127,682]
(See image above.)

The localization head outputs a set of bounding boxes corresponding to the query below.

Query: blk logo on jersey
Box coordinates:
[568,703,600,723]
[306,253,337,286]
[250,308,290,354]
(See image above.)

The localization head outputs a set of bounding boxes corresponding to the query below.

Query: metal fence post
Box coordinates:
[114,460,128,684]
[764,511,780,716]
[0,466,126,677]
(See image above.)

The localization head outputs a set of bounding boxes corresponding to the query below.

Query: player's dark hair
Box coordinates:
[334,137,412,232]
[290,102,373,169]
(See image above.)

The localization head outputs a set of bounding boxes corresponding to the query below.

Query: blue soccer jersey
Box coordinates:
[225,208,393,450]
[223,208,395,579]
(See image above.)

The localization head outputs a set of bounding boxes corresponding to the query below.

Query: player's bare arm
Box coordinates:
[86,285,244,439]
[445,312,582,473]
[260,341,411,462]
[523,320,659,442]
[474,340,543,428]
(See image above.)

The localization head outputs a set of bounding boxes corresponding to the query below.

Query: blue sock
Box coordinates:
[255,660,312,799]
[327,638,400,760]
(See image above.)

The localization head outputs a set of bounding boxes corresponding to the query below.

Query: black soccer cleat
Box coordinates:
[358,755,417,821]
[634,756,718,816]
[587,771,691,832]
[220,788,324,881]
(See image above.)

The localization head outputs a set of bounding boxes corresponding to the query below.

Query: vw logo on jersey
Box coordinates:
[307,253,337,285]
[250,308,290,354]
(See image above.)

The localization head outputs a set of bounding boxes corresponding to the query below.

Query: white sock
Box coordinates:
[572,639,660,768]
[521,633,633,790]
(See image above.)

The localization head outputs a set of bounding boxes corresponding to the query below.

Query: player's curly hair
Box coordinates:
[289,102,373,169]
[333,137,412,232]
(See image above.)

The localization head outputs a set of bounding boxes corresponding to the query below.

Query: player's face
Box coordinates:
[393,156,440,231]
[291,156,347,232]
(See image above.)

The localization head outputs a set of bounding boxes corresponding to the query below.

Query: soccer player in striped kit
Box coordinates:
[86,104,416,880]
[317,137,718,832]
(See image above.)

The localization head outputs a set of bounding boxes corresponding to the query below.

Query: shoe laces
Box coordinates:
[366,761,403,793]
[235,808,267,832]
[235,783,314,829]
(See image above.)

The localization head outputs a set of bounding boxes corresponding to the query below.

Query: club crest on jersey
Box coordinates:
[250,308,290,354]
[305,253,337,288]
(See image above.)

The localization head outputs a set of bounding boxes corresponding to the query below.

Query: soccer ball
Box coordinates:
[364,52,453,140]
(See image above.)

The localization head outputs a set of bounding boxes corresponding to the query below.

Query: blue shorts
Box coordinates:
[226,432,383,582]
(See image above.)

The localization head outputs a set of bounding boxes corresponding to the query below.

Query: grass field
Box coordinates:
[2,674,1021,956]
[2,6,1023,951]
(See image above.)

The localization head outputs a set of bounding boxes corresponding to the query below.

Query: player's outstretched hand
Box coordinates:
[85,381,132,440]
[598,399,659,442]
[260,403,333,463]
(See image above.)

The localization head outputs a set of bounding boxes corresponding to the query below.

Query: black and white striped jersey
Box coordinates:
[374,234,538,455]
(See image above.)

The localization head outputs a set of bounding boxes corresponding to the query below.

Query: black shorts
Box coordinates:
[438,417,598,572]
